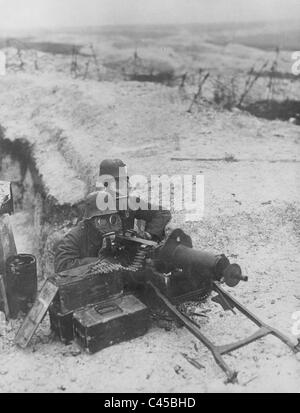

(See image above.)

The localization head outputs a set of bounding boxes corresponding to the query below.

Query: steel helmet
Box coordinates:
[83,191,117,221]
[98,159,129,202]
[99,159,128,181]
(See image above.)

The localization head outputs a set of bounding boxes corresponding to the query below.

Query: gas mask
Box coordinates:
[92,213,122,236]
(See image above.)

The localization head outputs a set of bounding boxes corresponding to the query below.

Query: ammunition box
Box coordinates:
[52,268,124,315]
[15,280,58,349]
[49,306,74,344]
[73,295,150,354]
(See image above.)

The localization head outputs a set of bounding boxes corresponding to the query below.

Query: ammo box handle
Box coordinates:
[95,303,122,316]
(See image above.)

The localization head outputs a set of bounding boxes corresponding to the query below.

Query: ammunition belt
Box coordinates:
[124,249,147,273]
[86,260,125,276]
[87,248,147,276]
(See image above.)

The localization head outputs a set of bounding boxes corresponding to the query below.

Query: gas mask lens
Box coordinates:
[94,214,121,232]
[93,216,104,227]
[109,215,118,226]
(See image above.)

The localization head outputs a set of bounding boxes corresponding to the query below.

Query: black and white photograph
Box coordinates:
[0,0,299,395]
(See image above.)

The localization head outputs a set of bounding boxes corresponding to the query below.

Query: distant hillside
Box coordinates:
[211,29,300,51]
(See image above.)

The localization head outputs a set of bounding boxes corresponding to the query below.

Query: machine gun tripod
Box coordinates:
[148,281,300,383]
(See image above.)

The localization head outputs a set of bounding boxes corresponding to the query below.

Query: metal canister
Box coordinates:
[5,254,37,319]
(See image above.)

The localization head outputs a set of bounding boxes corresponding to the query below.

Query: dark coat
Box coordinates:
[54,208,171,273]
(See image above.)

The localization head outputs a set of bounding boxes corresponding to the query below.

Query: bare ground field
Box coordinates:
[0,22,299,392]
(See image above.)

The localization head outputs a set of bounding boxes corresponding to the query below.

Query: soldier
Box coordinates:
[54,159,171,273]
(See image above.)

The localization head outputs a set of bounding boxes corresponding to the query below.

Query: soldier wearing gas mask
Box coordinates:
[54,159,171,273]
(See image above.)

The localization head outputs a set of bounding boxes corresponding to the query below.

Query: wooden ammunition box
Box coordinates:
[49,306,74,344]
[52,265,124,314]
[73,295,150,354]
[15,280,58,348]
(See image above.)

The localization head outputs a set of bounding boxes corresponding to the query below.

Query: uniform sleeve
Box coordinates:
[134,200,172,241]
[54,229,98,273]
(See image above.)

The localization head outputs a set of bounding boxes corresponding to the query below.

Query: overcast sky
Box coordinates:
[0,0,299,30]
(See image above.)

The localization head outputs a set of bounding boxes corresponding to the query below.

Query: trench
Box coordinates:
[3,39,82,56]
[0,126,79,280]
[127,71,176,86]
[244,99,300,123]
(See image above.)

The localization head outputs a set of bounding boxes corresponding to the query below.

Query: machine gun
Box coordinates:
[113,228,247,291]
[108,228,300,383]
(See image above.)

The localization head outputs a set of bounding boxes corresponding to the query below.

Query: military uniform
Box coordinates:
[54,207,171,273]
[55,159,171,273]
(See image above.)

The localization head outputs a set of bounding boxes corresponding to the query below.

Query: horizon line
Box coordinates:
[0,17,298,33]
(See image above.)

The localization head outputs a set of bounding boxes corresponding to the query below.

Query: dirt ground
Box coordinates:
[0,26,299,392]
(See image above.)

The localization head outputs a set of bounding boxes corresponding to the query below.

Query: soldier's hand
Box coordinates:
[165,221,176,238]
[137,230,152,240]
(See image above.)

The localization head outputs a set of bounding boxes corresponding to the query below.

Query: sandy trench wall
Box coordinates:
[0,126,79,279]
